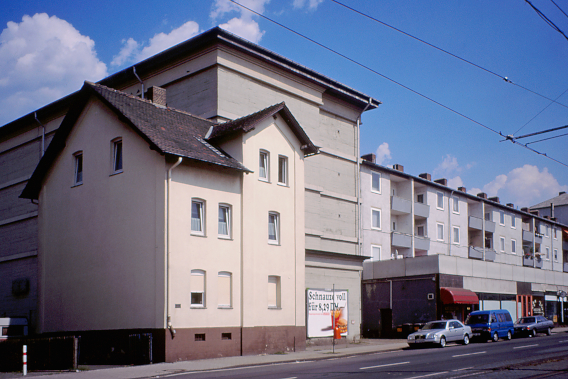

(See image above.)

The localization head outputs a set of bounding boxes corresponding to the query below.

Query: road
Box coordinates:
[169,334,568,379]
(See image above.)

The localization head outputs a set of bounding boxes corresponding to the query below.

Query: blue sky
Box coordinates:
[1,0,567,208]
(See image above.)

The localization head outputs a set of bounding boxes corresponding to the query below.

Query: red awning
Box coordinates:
[440,287,479,305]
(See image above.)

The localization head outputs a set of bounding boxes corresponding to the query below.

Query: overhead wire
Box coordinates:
[525,0,568,41]
[227,0,568,168]
[514,87,568,135]
[551,0,568,20]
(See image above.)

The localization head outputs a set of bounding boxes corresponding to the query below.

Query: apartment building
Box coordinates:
[0,27,379,354]
[359,154,568,338]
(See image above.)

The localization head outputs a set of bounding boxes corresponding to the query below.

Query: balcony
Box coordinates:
[469,216,483,231]
[534,234,543,244]
[535,256,543,269]
[392,232,412,248]
[391,196,411,215]
[485,220,495,233]
[564,262,568,273]
[414,202,430,218]
[523,256,534,267]
[485,249,496,262]
[469,246,483,260]
[414,236,430,251]
[522,230,533,242]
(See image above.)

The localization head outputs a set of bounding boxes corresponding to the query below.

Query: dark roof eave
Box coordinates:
[164,151,252,173]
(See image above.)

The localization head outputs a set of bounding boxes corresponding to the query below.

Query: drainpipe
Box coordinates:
[133,66,144,99]
[34,112,45,157]
[166,157,183,338]
[482,202,486,261]
[448,190,455,256]
[357,98,373,258]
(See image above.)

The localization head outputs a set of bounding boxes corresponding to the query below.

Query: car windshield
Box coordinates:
[465,314,488,324]
[518,317,535,323]
[423,322,446,330]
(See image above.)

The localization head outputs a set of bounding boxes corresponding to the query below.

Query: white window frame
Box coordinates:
[371,208,381,230]
[416,193,425,204]
[437,192,444,210]
[370,245,381,261]
[499,211,505,226]
[511,215,516,229]
[191,199,205,235]
[511,239,517,254]
[259,150,269,182]
[371,171,381,193]
[217,271,232,308]
[437,223,444,241]
[73,151,83,186]
[545,225,550,238]
[268,275,281,309]
[554,228,558,239]
[112,138,123,174]
[545,247,550,260]
[190,269,206,308]
[452,226,460,244]
[268,212,280,244]
[554,249,558,262]
[500,236,505,252]
[218,204,231,238]
[452,196,459,214]
[416,224,426,237]
[277,155,288,186]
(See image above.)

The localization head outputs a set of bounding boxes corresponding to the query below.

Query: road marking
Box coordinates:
[452,351,486,358]
[559,340,568,343]
[360,361,410,370]
[452,366,474,371]
[406,371,449,379]
[513,344,539,349]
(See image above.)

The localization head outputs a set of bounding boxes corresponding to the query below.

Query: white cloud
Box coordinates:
[0,13,107,125]
[293,0,324,10]
[111,21,200,67]
[448,176,464,190]
[433,154,460,178]
[375,142,391,165]
[210,0,268,43]
[219,18,264,43]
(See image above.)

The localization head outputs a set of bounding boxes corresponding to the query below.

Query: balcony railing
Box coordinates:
[522,230,533,242]
[485,249,496,262]
[469,246,483,260]
[414,236,430,251]
[391,196,411,215]
[485,220,496,233]
[469,216,483,231]
[564,262,568,273]
[414,202,430,218]
[535,257,543,269]
[391,232,412,248]
[523,256,534,267]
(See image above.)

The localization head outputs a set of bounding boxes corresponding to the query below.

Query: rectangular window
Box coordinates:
[554,249,558,261]
[371,208,381,230]
[112,139,123,173]
[546,247,550,260]
[437,223,444,241]
[554,228,558,239]
[218,272,232,308]
[392,221,396,231]
[437,192,444,209]
[278,156,288,185]
[268,276,281,309]
[545,226,550,237]
[511,215,516,228]
[485,212,491,221]
[74,152,83,185]
[500,237,505,252]
[371,245,381,261]
[416,193,424,204]
[371,172,381,193]
[190,270,205,307]
[194,334,205,341]
[268,212,279,244]
[452,196,459,213]
[416,225,425,237]
[218,205,230,238]
[221,333,232,340]
[453,226,460,244]
[511,239,517,254]
[259,150,269,181]
[499,211,505,225]
[191,200,205,235]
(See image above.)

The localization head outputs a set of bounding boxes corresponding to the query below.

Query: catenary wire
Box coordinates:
[329,0,568,110]
[525,0,568,41]
[227,0,568,168]
[526,131,568,145]
[514,87,568,135]
[551,0,568,20]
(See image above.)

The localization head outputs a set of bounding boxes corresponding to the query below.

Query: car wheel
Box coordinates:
[507,331,512,340]
[530,329,536,338]
[492,332,499,342]
[546,327,552,336]
[439,336,446,348]
[463,334,470,345]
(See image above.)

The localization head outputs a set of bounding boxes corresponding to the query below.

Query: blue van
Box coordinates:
[465,309,514,342]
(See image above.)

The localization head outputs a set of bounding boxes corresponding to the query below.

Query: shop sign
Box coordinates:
[306,288,348,338]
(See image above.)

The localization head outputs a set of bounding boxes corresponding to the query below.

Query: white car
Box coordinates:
[407,320,472,348]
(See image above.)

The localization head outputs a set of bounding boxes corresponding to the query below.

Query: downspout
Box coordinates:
[448,190,455,256]
[357,98,373,257]
[166,157,183,338]
[133,66,144,99]
[34,112,45,157]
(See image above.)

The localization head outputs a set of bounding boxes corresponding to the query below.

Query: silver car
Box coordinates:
[407,320,472,348]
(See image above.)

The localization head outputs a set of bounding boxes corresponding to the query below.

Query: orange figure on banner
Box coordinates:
[331,308,347,339]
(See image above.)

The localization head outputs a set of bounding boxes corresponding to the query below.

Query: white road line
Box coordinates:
[452,351,486,358]
[360,361,410,370]
[452,366,475,371]
[559,340,568,343]
[280,377,297,379]
[406,371,449,379]
[513,344,539,349]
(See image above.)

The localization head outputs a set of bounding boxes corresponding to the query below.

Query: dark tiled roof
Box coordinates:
[531,192,568,209]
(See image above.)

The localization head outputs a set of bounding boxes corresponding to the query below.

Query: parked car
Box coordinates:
[465,309,515,342]
[514,315,554,337]
[407,320,472,348]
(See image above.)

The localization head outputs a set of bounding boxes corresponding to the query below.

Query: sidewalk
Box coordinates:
[2,328,567,379]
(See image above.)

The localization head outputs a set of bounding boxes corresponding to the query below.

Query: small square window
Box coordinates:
[371,172,381,193]
[218,205,231,238]
[112,139,123,173]
[259,150,269,181]
[416,225,425,237]
[278,156,288,185]
[371,209,381,230]
[437,192,444,210]
[195,333,206,341]
[222,333,232,340]
[74,152,83,185]
[416,194,424,204]
[268,212,280,244]
[191,200,205,235]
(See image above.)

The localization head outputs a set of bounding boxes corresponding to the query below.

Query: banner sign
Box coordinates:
[306,288,348,338]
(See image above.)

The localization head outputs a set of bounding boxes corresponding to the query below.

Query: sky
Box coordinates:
[1,0,567,209]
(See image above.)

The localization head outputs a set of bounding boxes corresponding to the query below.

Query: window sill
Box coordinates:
[259,178,270,183]
[268,307,281,310]
[71,183,83,188]
[190,306,206,309]
[218,306,233,309]
[110,170,123,177]
[218,236,233,240]
[268,241,280,246]
[277,182,289,187]
[191,233,206,238]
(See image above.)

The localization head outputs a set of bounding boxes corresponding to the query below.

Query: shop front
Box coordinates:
[440,287,479,322]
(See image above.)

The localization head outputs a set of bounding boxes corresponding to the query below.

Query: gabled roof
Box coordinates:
[531,192,568,209]
[207,102,318,155]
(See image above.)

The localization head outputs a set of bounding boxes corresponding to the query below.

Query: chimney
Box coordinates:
[560,191,566,196]
[458,186,467,193]
[393,164,404,172]
[521,207,529,213]
[506,203,514,208]
[489,196,500,203]
[147,86,167,106]
[477,192,488,199]
[530,210,539,216]
[434,178,447,186]
[543,215,549,220]
[361,153,376,163]
[419,173,431,181]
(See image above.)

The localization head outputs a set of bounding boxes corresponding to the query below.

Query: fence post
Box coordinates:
[23,345,27,376]
[73,338,78,370]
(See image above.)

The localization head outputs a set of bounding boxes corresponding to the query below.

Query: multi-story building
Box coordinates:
[359,154,568,338]
[0,27,379,357]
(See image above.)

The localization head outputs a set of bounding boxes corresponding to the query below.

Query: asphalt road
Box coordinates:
[173,334,568,379]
